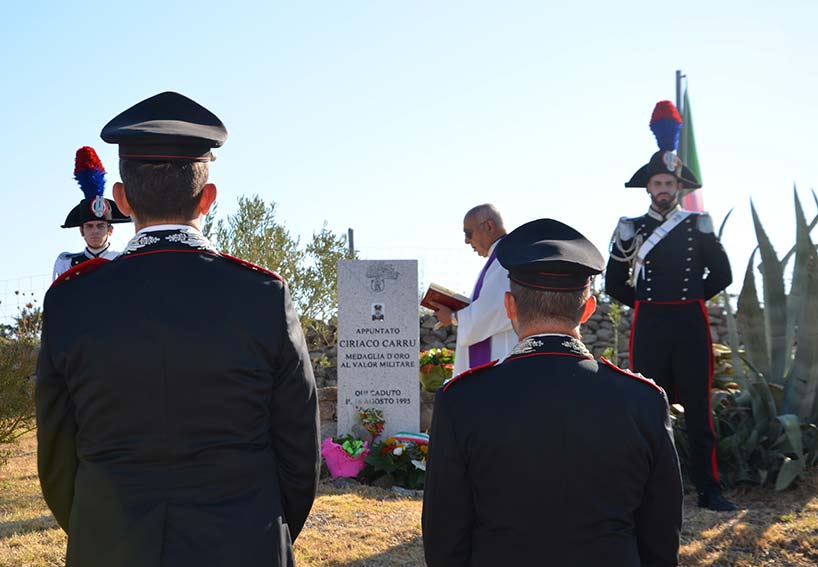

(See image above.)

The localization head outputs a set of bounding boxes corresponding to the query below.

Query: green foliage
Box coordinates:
[203,195,355,335]
[716,188,818,490]
[600,302,622,366]
[363,437,427,490]
[0,305,40,467]
[331,434,367,458]
[419,348,454,392]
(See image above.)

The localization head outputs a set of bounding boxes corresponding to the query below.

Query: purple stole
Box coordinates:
[468,243,499,367]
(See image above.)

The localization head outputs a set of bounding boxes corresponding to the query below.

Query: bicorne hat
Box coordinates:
[61,146,131,228]
[625,101,701,189]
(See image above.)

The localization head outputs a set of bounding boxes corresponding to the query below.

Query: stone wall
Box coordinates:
[310,303,732,389]
[314,302,733,437]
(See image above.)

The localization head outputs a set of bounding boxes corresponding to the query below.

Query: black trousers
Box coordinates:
[630,299,719,494]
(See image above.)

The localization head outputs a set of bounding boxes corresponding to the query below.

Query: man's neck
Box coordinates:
[85,243,110,255]
[134,218,200,233]
[648,203,680,220]
[517,322,581,340]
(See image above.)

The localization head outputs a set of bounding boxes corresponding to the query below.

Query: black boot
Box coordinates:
[697,489,737,512]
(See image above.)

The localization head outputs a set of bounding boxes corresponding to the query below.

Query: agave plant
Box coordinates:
[715,188,818,490]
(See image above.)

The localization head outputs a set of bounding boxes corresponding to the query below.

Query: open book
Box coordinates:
[420,283,471,312]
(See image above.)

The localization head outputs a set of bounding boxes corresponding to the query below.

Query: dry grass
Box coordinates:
[2,434,817,567]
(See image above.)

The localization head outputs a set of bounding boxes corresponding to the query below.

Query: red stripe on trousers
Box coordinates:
[697,299,720,482]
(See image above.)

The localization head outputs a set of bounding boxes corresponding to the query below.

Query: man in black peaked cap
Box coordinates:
[423,219,683,567]
[36,92,320,567]
[606,107,734,512]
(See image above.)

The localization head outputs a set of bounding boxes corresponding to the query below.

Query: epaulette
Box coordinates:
[598,357,664,394]
[614,216,636,242]
[56,251,74,261]
[695,212,714,234]
[50,257,110,288]
[220,253,283,281]
[442,359,498,392]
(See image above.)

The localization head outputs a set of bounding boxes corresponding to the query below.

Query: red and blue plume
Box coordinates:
[649,100,683,151]
[73,146,106,200]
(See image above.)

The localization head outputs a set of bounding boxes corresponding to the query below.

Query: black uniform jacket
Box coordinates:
[36,228,320,567]
[605,208,732,307]
[422,335,682,567]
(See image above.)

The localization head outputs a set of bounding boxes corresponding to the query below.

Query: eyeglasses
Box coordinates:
[463,220,488,240]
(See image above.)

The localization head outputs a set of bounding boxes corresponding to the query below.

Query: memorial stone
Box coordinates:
[337,260,420,439]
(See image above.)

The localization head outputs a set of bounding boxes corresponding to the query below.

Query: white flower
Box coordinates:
[392,447,404,456]
[411,459,426,471]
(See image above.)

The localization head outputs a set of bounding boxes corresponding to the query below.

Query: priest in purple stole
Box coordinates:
[431,204,517,376]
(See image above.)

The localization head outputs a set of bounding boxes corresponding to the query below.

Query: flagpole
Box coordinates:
[676,70,686,164]
[676,69,683,112]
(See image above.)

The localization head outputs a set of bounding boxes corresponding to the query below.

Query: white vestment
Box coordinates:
[453,240,517,376]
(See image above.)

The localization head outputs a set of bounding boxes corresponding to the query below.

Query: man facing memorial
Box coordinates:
[431,204,515,375]
[52,146,132,280]
[606,100,734,512]
[36,92,320,567]
[423,219,683,567]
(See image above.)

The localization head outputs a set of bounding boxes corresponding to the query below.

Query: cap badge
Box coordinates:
[662,151,681,174]
[90,196,110,218]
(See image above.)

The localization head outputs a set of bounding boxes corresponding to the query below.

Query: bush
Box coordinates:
[0,305,40,467]
[202,195,355,340]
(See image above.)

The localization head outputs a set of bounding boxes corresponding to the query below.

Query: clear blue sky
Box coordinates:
[1,1,816,321]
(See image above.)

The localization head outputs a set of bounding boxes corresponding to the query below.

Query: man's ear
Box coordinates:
[579,294,597,324]
[504,291,517,322]
[198,183,217,215]
[113,182,133,217]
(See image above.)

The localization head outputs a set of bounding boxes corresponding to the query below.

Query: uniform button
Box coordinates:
[683,278,689,282]
[688,237,693,241]
[648,278,652,282]
[647,287,652,291]
[683,288,688,292]
[688,228,693,232]
[647,297,653,301]
[646,260,651,264]
[686,219,691,223]
[686,267,691,271]
[688,247,693,251]
[681,296,687,300]
[687,258,692,261]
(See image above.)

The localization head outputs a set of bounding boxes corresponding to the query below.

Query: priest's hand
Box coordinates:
[430,301,454,327]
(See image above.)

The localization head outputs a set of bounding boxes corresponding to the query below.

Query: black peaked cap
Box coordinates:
[101,92,227,161]
[497,219,605,291]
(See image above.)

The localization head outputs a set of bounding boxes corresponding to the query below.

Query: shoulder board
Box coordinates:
[694,212,714,234]
[56,251,76,261]
[598,357,664,394]
[614,217,636,242]
[50,257,110,288]
[220,253,283,281]
[442,359,498,392]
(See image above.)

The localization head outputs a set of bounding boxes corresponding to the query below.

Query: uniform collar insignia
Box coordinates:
[122,226,218,255]
[510,334,592,358]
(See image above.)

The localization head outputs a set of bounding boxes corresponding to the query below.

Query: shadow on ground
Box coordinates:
[0,514,57,540]
[334,536,424,567]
